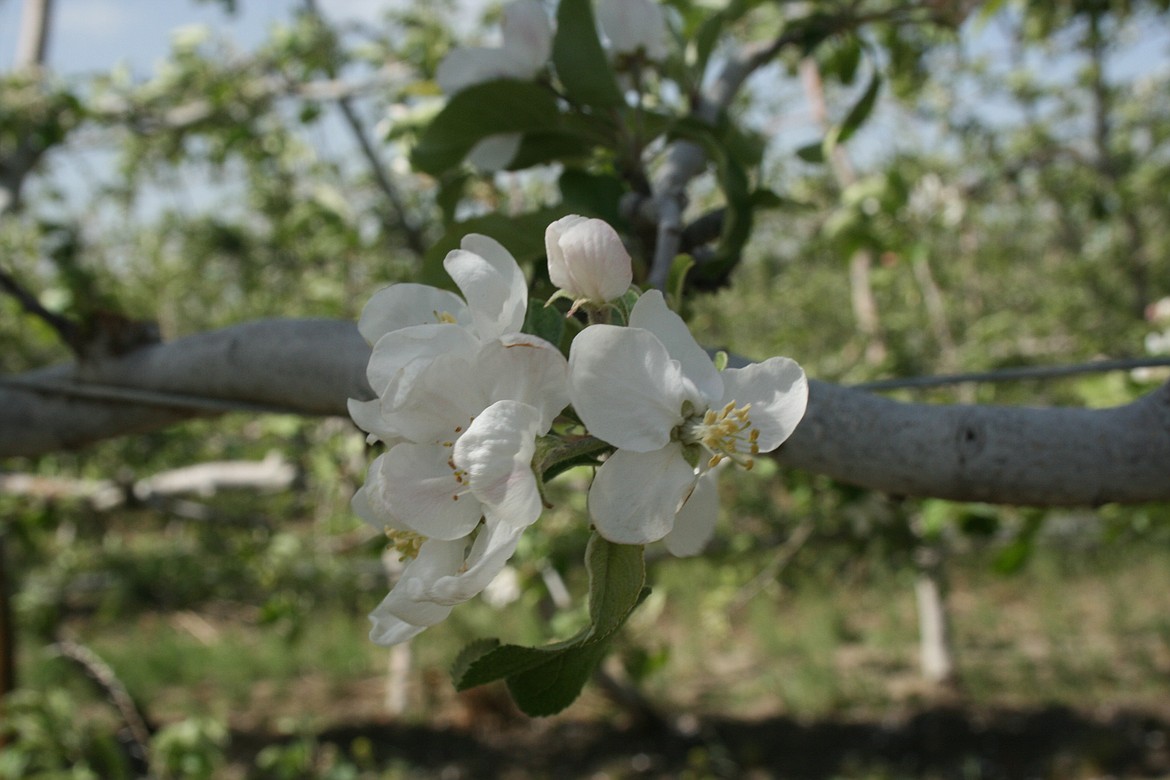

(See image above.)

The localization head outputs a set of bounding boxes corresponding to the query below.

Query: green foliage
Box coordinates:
[453,534,647,716]
[0,688,130,780]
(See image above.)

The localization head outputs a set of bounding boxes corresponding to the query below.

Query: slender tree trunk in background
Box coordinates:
[14,0,53,69]
[800,58,887,367]
[913,542,956,686]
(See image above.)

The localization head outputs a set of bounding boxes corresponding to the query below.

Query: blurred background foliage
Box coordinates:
[2,0,1170,776]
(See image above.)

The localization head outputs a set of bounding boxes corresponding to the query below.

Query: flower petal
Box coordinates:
[588,444,697,545]
[551,218,633,302]
[501,0,554,71]
[376,442,484,540]
[629,291,723,404]
[664,467,720,557]
[545,214,590,293]
[357,283,470,345]
[368,538,465,645]
[436,47,526,94]
[423,520,527,605]
[454,400,543,528]
[466,133,522,172]
[721,357,808,452]
[367,323,479,401]
[443,234,528,341]
[478,334,569,432]
[597,0,669,61]
[569,324,690,451]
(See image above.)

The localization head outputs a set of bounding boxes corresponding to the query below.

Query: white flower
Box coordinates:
[435,0,553,94]
[545,215,633,307]
[597,0,669,63]
[348,233,530,444]
[568,290,807,554]
[353,335,569,645]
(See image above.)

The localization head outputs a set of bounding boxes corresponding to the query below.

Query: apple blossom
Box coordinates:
[568,290,808,553]
[348,233,529,444]
[545,215,633,310]
[597,0,670,64]
[352,335,569,645]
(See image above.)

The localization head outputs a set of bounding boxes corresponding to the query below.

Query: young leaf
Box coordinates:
[452,534,647,716]
[523,297,566,348]
[824,70,882,154]
[552,0,624,108]
[411,80,560,175]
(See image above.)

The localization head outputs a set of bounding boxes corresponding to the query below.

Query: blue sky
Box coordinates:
[0,0,391,75]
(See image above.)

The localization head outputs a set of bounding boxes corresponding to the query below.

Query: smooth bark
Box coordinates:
[2,318,1168,507]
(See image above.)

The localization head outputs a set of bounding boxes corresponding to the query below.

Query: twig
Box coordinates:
[0,264,79,348]
[50,639,155,779]
[729,520,814,613]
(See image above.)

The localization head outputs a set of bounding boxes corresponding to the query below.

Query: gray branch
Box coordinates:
[2,318,1168,507]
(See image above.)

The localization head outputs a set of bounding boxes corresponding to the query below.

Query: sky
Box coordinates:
[0,0,412,75]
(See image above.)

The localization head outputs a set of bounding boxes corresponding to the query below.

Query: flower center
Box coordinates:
[440,424,475,503]
[680,400,760,470]
[386,528,426,561]
[435,310,459,324]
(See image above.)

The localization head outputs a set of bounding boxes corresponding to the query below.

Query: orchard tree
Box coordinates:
[2,0,1169,715]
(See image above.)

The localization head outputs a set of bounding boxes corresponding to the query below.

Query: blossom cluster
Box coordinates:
[350,216,808,645]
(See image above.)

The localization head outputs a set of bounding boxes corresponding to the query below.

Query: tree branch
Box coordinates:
[2,318,1168,508]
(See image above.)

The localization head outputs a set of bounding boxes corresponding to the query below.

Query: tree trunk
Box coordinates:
[14,0,53,70]
[800,57,887,367]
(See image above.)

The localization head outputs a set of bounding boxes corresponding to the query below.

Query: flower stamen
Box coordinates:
[680,401,757,470]
[386,527,426,561]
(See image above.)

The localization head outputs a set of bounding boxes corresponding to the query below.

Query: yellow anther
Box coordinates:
[435,311,458,324]
[386,528,426,561]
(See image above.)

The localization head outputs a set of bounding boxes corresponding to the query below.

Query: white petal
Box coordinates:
[454,400,543,527]
[552,218,633,302]
[597,0,669,61]
[588,444,697,545]
[477,335,569,432]
[357,284,470,344]
[501,0,554,71]
[436,47,526,94]
[664,467,720,557]
[466,133,522,172]
[367,323,479,400]
[347,397,394,444]
[721,357,809,452]
[545,214,590,293]
[383,349,486,442]
[424,520,527,605]
[443,234,528,341]
[368,539,465,645]
[629,290,723,404]
[568,324,688,451]
[377,443,484,540]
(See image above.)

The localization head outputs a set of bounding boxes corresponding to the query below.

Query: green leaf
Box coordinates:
[509,131,595,170]
[795,141,825,163]
[558,169,627,227]
[824,70,882,154]
[522,297,566,347]
[421,207,570,287]
[668,119,753,285]
[451,638,501,682]
[411,80,561,175]
[453,534,646,716]
[552,0,624,108]
[666,253,695,310]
